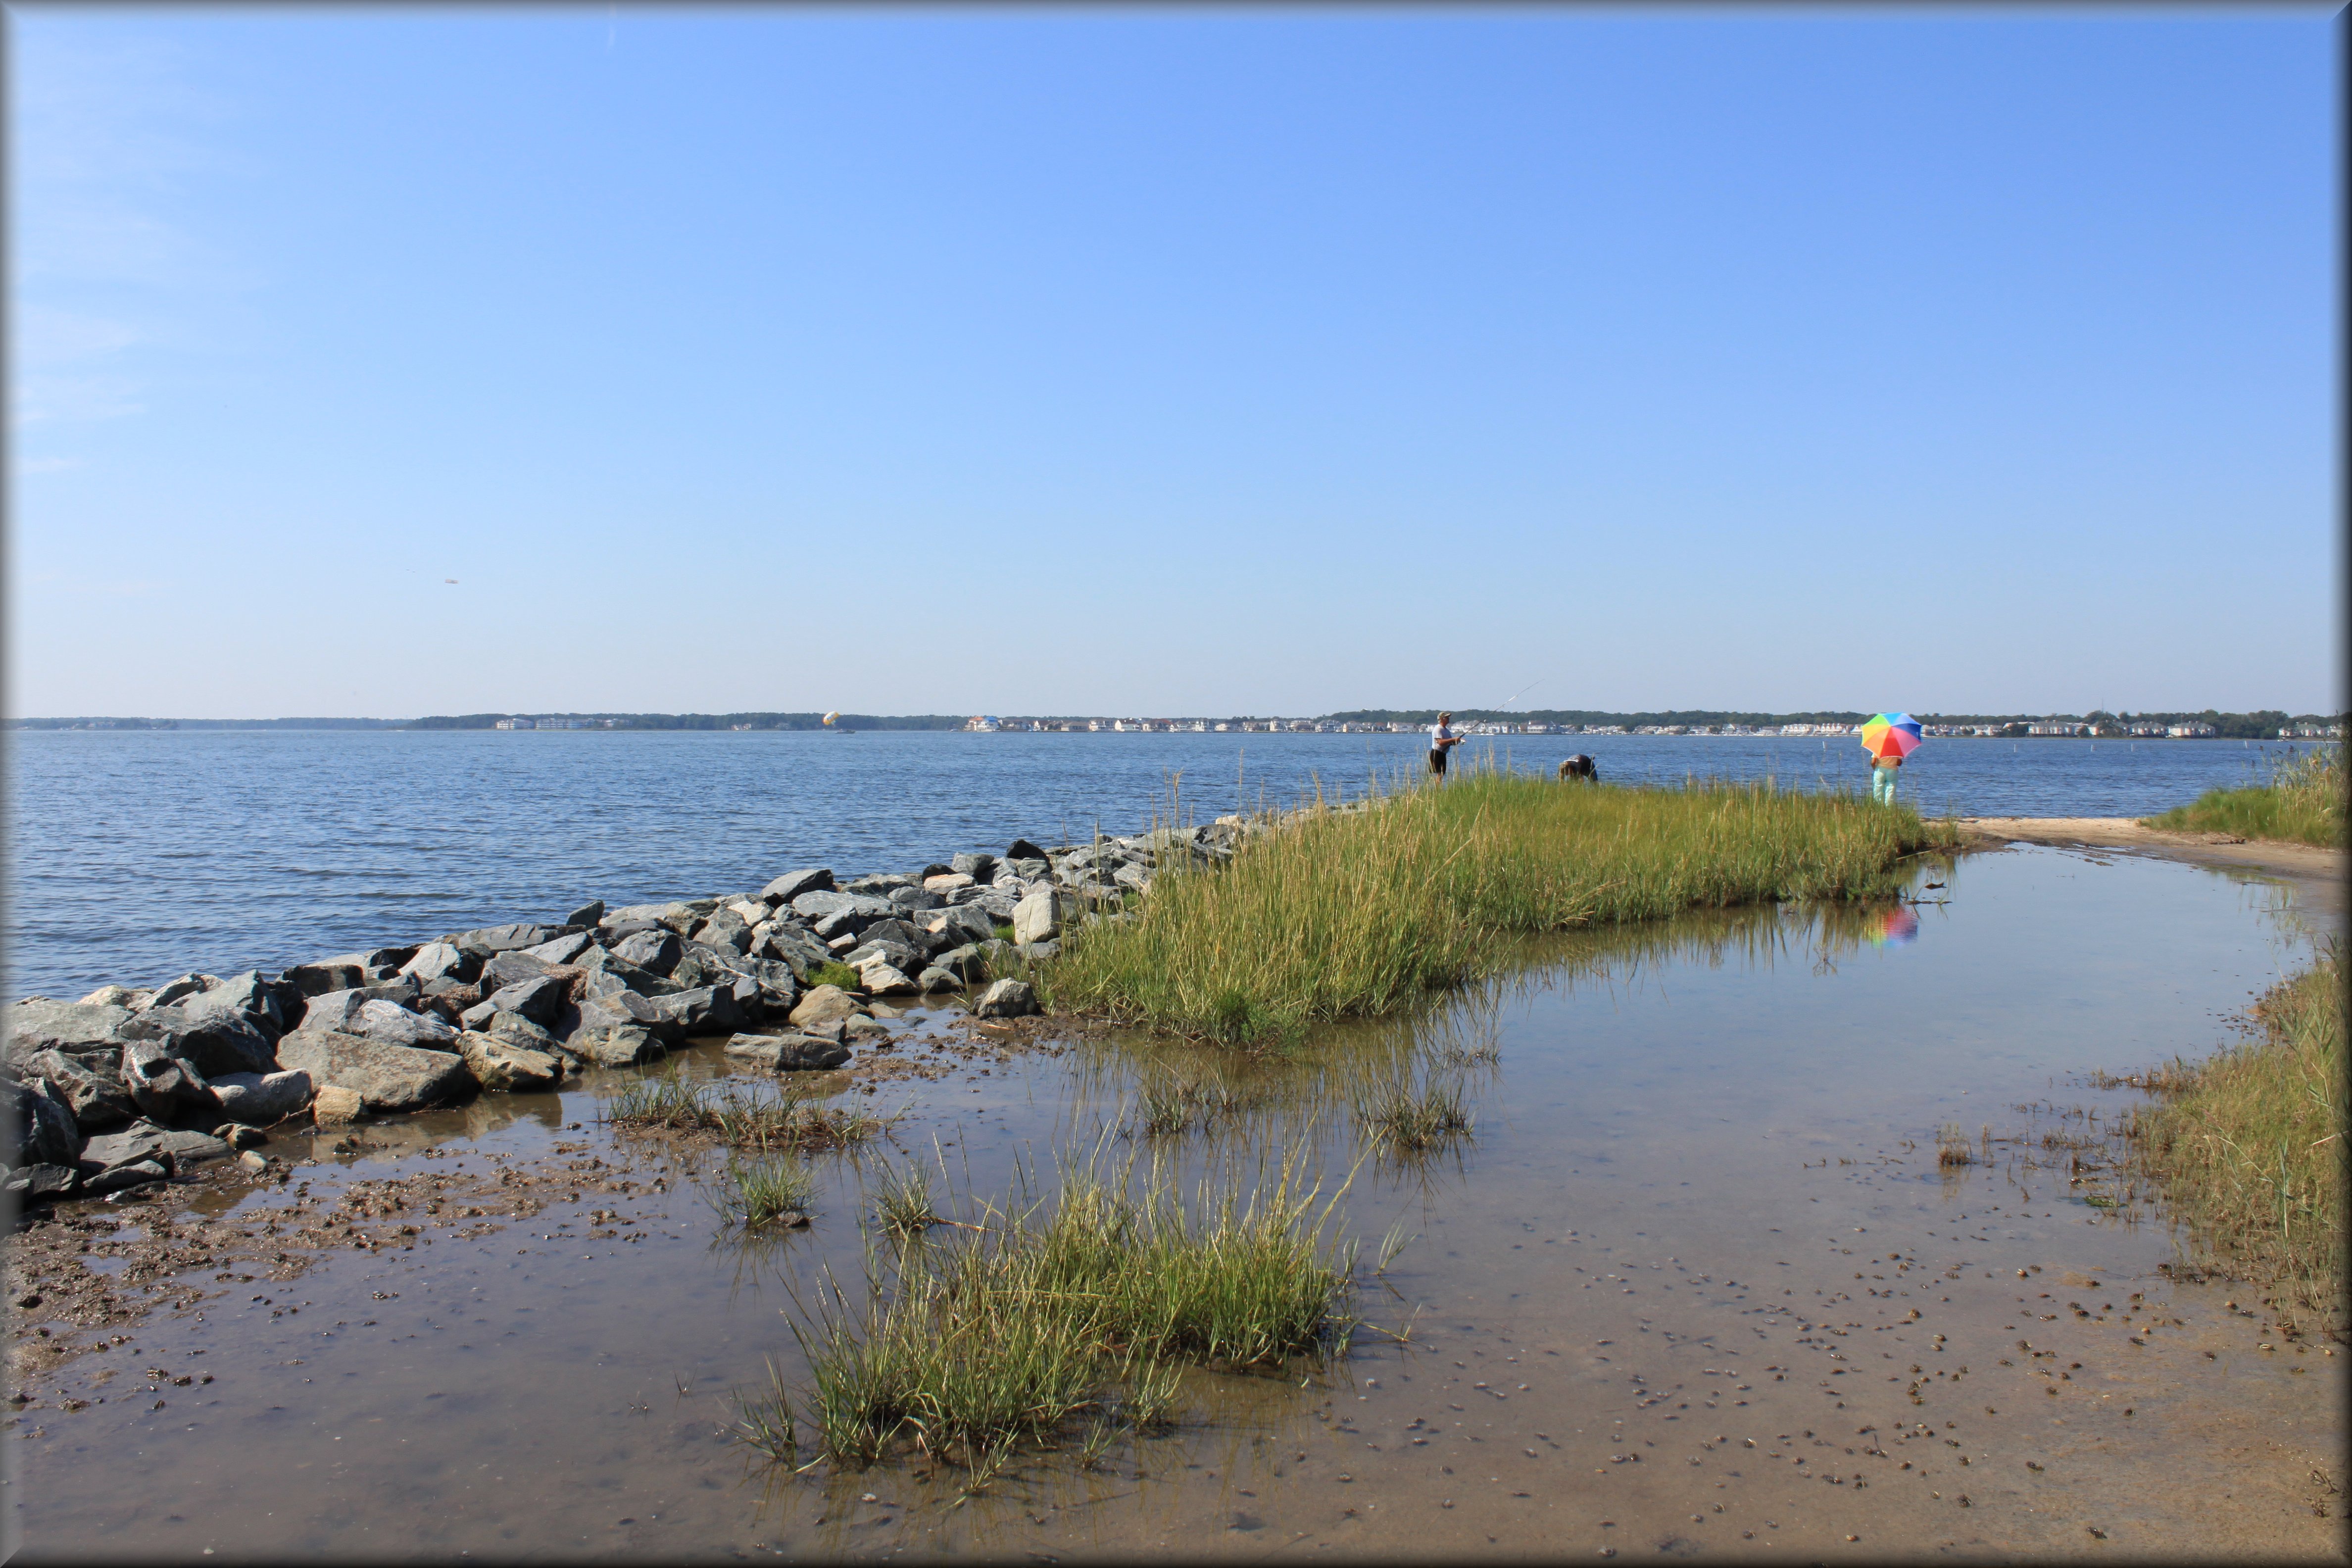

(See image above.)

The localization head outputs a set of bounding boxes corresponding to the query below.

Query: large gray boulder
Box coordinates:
[519,931,595,967]
[76,984,150,1010]
[951,852,1000,882]
[4,999,136,1067]
[480,1011,562,1051]
[692,908,753,954]
[923,904,999,949]
[6,1078,84,1168]
[603,901,710,933]
[723,1032,851,1072]
[353,998,458,1050]
[121,1005,276,1078]
[454,1031,562,1092]
[644,986,747,1040]
[81,1122,233,1173]
[281,958,367,996]
[272,1029,474,1113]
[119,1040,209,1121]
[559,1025,662,1068]
[851,958,920,997]
[609,928,683,975]
[1012,886,1064,947]
[760,868,834,903]
[973,979,1039,1018]
[888,885,945,912]
[399,942,481,985]
[179,971,302,1041]
[559,988,665,1040]
[447,922,571,958]
[917,966,965,994]
[461,974,570,1030]
[789,889,897,926]
[479,950,557,991]
[786,985,865,1028]
[300,988,370,1033]
[208,1070,315,1126]
[19,1049,136,1130]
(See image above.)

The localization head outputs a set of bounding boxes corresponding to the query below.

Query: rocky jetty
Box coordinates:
[3,819,1252,1204]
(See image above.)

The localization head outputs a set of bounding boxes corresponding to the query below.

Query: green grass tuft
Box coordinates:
[2126,945,2345,1337]
[718,1155,818,1228]
[1043,766,1957,1043]
[605,1070,900,1151]
[2144,745,2343,848]
[807,961,867,992]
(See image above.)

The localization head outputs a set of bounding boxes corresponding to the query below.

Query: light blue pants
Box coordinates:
[1871,764,1898,805]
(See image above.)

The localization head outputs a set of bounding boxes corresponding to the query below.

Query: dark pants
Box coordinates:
[1428,747,1448,776]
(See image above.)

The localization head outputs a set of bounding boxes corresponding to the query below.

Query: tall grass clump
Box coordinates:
[2127,945,2345,1337]
[2145,744,2344,848]
[752,1147,1355,1474]
[715,1155,818,1228]
[605,1071,900,1151]
[1045,766,1957,1043]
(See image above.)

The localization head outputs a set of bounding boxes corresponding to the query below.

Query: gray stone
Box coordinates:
[150,973,222,1008]
[281,959,367,997]
[1016,939,1061,961]
[1005,838,1046,861]
[6,1078,84,1168]
[842,874,918,895]
[922,904,1000,949]
[479,950,559,992]
[81,1160,165,1197]
[463,973,569,1030]
[564,899,606,928]
[1012,886,1064,947]
[4,999,137,1066]
[973,979,1039,1018]
[77,1120,169,1171]
[916,966,964,994]
[179,970,301,1040]
[723,1032,851,1072]
[154,1127,235,1166]
[971,889,1022,922]
[454,1031,563,1091]
[399,942,480,985]
[21,1049,136,1130]
[951,852,1000,882]
[4,1163,79,1200]
[787,985,866,1028]
[809,908,870,941]
[119,1038,216,1120]
[519,931,595,967]
[300,988,370,1034]
[789,889,898,925]
[931,943,989,982]
[447,923,569,957]
[208,1070,315,1126]
[76,984,145,1009]
[644,986,748,1039]
[760,868,835,903]
[560,1025,662,1069]
[1114,862,1152,892]
[692,909,753,954]
[271,1029,475,1113]
[353,998,458,1050]
[888,885,945,912]
[852,959,920,997]
[610,928,684,975]
[603,901,711,933]
[481,1011,561,1051]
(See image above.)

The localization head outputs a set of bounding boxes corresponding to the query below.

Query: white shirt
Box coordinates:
[1431,722,1457,746]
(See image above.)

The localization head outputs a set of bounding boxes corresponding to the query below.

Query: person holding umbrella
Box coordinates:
[1861,712,1922,804]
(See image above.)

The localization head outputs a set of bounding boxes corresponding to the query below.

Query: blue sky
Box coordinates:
[9,7,2338,718]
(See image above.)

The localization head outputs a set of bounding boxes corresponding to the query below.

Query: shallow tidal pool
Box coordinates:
[7,844,2343,1561]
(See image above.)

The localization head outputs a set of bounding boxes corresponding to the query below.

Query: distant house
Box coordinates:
[2167,722,2218,738]
[494,717,535,730]
[2026,722,2086,737]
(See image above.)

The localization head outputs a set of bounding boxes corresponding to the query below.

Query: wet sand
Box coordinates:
[6,846,2344,1561]
[1960,818,2344,920]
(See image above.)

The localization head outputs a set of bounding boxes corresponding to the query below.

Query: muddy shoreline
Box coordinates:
[6,844,2343,1560]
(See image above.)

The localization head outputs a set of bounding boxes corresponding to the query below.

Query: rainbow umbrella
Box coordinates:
[1860,712,1923,761]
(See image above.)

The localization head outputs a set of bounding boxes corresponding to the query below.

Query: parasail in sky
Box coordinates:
[822,710,839,727]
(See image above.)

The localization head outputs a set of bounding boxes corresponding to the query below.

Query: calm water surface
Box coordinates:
[4,728,2324,1000]
[11,847,2342,1561]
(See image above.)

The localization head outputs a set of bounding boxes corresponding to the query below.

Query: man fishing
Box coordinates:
[1428,712,1467,780]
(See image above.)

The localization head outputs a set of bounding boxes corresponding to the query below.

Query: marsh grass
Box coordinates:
[2125,946,2345,1336]
[1935,1122,1976,1167]
[715,1156,818,1228]
[744,1143,1357,1474]
[2145,744,2344,848]
[873,1160,940,1236]
[1355,1078,1473,1154]
[1044,764,1958,1043]
[606,1071,902,1152]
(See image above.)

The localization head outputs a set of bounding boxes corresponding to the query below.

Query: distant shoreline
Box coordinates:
[8,708,2338,739]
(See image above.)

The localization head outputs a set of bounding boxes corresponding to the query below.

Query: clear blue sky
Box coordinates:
[10,7,2339,719]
